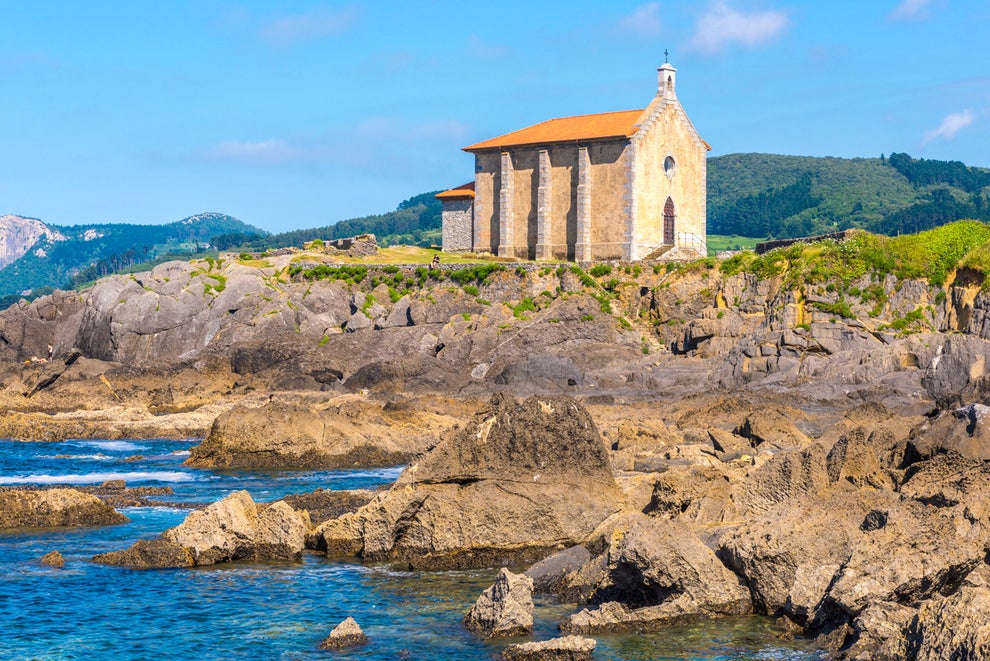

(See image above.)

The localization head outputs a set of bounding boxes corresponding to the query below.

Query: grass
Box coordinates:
[719,221,990,289]
[707,234,765,254]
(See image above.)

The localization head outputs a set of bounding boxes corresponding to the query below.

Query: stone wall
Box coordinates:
[441,200,474,252]
[588,142,631,260]
[474,153,500,254]
[630,96,707,260]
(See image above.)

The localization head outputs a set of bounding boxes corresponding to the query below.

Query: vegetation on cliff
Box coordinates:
[721,220,990,288]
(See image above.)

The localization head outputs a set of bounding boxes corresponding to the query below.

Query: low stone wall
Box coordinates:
[755,230,855,255]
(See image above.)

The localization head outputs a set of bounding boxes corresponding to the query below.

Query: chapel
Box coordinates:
[437,62,709,262]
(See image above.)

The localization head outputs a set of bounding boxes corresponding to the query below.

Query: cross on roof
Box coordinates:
[664,49,669,63]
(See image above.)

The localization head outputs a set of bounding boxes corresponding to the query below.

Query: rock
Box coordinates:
[921,334,990,409]
[735,410,810,449]
[318,616,368,650]
[908,404,990,461]
[561,515,751,633]
[0,488,128,529]
[311,393,623,569]
[526,545,592,595]
[93,539,192,568]
[839,601,915,660]
[826,427,895,489]
[94,491,310,567]
[717,489,889,621]
[186,395,454,470]
[277,489,377,526]
[501,635,596,661]
[40,550,65,568]
[732,445,831,517]
[464,568,534,637]
[905,586,990,660]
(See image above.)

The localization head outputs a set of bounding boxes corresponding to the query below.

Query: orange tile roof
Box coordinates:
[435,181,475,200]
[463,109,645,151]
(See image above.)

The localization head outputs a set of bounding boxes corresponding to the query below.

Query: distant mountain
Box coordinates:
[708,152,990,238]
[0,212,265,302]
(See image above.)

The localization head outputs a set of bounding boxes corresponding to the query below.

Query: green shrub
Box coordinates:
[589,264,612,277]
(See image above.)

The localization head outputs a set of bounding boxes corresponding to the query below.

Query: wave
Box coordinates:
[171,450,191,457]
[55,453,114,461]
[0,471,196,486]
[70,440,145,452]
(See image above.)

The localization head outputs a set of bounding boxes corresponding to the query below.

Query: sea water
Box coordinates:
[0,438,826,660]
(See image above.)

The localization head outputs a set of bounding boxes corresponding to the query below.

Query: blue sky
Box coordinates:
[1,0,988,233]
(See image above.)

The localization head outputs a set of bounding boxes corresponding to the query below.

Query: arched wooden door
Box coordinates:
[663,197,675,245]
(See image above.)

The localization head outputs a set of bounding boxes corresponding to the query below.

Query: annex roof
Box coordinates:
[463,109,646,151]
[435,181,475,200]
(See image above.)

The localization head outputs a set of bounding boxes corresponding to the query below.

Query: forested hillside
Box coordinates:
[709,153,990,238]
[236,191,442,251]
[0,213,263,305]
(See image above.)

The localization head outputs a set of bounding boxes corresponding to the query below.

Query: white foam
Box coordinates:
[0,471,195,485]
[170,450,191,457]
[57,453,114,461]
[71,440,145,452]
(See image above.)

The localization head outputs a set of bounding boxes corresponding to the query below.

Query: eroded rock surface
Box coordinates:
[310,393,623,569]
[464,568,534,637]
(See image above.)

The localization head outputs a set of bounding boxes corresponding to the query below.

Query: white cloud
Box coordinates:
[260,6,359,46]
[197,140,306,166]
[921,109,976,146]
[889,0,933,21]
[689,2,789,54]
[617,3,663,36]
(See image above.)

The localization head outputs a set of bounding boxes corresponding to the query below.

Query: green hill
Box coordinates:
[709,152,990,238]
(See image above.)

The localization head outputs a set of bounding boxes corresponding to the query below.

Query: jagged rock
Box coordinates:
[905,586,990,660]
[464,568,534,637]
[838,601,915,660]
[310,393,623,569]
[921,334,990,409]
[318,617,368,650]
[561,515,751,633]
[908,404,990,461]
[0,488,128,529]
[501,635,596,661]
[717,489,892,621]
[94,491,310,567]
[40,550,65,568]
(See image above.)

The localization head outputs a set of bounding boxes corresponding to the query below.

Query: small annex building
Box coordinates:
[437,62,710,262]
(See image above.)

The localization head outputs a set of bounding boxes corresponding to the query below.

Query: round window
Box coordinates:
[664,156,676,176]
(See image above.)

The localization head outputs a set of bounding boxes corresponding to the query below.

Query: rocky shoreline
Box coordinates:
[4,251,990,657]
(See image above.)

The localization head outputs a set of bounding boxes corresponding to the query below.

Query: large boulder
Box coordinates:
[464,568,534,637]
[561,515,751,633]
[0,488,128,529]
[310,393,624,569]
[94,491,310,567]
[185,395,456,470]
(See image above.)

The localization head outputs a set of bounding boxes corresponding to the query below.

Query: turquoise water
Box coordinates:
[0,438,826,660]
